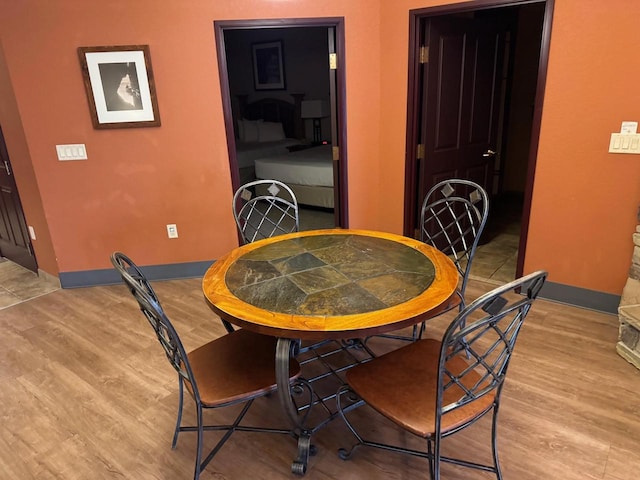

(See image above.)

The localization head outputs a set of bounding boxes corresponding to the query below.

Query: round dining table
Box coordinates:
[202,228,458,474]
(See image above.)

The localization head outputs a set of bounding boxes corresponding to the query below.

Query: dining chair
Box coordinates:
[381,179,489,342]
[336,270,547,480]
[110,252,301,480]
[232,179,299,244]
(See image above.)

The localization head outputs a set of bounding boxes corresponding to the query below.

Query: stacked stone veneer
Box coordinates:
[618,225,640,370]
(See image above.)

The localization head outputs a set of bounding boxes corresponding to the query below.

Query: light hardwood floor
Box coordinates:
[1,276,639,479]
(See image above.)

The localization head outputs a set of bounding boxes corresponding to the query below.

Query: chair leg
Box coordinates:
[491,404,503,480]
[336,385,365,460]
[427,439,435,480]
[172,376,184,449]
[415,321,427,340]
[194,404,204,480]
[433,434,441,480]
[199,399,254,471]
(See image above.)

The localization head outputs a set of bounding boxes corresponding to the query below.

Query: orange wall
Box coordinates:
[527,0,640,293]
[0,42,57,274]
[0,0,639,298]
[379,0,640,296]
[0,0,381,274]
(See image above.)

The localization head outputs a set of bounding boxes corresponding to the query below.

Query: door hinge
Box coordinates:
[417,143,425,159]
[329,53,337,70]
[419,45,429,64]
[332,146,339,161]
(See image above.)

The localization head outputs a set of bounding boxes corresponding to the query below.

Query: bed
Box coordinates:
[254,144,334,209]
[233,95,335,209]
[234,95,305,184]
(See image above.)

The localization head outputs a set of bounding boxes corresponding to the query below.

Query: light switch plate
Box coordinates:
[56,144,87,160]
[609,133,640,154]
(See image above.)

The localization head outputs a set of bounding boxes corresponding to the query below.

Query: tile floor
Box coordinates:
[0,258,60,309]
[471,192,523,284]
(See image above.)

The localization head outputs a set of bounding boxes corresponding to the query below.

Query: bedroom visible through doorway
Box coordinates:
[214,18,348,235]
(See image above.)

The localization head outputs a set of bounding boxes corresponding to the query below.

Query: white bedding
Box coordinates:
[254,145,333,187]
[235,139,301,169]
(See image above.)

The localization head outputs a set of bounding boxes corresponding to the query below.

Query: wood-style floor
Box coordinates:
[1,275,639,479]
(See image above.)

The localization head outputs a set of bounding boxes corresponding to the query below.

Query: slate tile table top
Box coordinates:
[203,229,459,341]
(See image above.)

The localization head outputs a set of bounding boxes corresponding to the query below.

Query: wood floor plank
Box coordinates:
[0,278,639,479]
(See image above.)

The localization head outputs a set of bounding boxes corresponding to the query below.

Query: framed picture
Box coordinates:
[77,45,161,129]
[252,41,286,91]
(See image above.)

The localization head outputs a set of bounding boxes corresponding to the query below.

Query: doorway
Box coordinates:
[404,0,553,282]
[0,125,37,273]
[214,18,348,232]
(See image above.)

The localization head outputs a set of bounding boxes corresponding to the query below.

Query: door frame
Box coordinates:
[0,124,37,272]
[403,0,555,278]
[214,17,349,228]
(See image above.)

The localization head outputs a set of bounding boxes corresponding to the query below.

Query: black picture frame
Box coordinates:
[252,41,286,91]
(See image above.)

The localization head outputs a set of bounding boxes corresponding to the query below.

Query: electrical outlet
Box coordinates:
[166,224,178,239]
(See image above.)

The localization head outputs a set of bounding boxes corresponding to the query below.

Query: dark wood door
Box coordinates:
[418,15,508,204]
[0,126,37,272]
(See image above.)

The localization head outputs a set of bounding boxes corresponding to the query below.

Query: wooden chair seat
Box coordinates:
[337,271,548,480]
[346,338,495,437]
[187,329,301,407]
[110,251,302,480]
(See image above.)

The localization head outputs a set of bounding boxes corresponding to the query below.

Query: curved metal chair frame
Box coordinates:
[111,252,299,480]
[380,179,489,342]
[337,271,547,480]
[420,179,489,310]
[233,179,300,244]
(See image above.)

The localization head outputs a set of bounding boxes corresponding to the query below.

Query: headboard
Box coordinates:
[236,94,305,140]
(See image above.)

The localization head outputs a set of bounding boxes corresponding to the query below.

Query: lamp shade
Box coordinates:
[301,100,329,119]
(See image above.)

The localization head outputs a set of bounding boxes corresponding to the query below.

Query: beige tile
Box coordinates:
[490,256,518,283]
[469,261,500,279]
[473,249,513,266]
[0,259,59,309]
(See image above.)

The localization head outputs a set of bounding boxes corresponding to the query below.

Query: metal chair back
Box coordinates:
[436,270,547,419]
[420,179,489,306]
[233,179,299,244]
[110,252,200,403]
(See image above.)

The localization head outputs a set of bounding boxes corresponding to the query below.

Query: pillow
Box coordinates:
[258,121,286,142]
[241,118,261,142]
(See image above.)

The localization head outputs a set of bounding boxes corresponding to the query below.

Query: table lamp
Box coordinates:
[301,100,329,144]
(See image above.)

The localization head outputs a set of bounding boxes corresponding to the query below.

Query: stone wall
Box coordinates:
[617,225,640,369]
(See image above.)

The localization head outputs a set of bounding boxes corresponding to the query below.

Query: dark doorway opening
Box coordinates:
[214,18,349,233]
[404,0,554,282]
[0,125,37,273]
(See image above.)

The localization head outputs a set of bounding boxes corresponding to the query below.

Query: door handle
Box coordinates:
[3,160,10,176]
[482,149,496,157]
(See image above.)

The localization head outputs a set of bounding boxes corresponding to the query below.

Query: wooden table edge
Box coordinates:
[202,229,459,340]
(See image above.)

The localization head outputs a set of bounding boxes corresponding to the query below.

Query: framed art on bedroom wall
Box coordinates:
[252,41,286,91]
